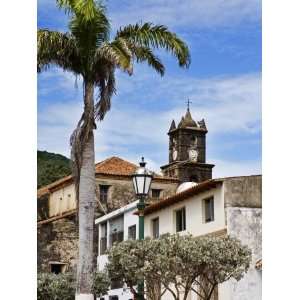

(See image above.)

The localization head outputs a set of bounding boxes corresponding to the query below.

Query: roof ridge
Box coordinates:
[95,156,138,168]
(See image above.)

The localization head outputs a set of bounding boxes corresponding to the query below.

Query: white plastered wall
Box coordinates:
[144,185,225,238]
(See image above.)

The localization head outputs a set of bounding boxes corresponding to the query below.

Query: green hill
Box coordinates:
[37,150,72,188]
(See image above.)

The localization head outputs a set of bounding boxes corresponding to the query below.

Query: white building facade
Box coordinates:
[95,201,139,300]
[143,175,262,300]
[96,175,262,300]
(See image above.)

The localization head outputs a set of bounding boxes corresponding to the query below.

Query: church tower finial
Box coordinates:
[187,98,192,111]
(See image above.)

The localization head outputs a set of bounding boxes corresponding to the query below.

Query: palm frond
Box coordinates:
[116,22,191,68]
[37,29,81,74]
[94,67,116,121]
[57,0,105,22]
[93,38,133,74]
[130,45,165,76]
[58,0,110,52]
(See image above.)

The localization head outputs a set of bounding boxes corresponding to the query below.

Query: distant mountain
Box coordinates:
[37,150,72,188]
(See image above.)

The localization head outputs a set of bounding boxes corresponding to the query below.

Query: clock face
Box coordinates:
[173,149,178,161]
[188,149,198,162]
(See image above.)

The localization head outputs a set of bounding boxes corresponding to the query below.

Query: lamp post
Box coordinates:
[132,157,153,300]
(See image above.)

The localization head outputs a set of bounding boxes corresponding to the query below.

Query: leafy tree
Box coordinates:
[91,270,110,299]
[37,1,190,298]
[106,234,251,300]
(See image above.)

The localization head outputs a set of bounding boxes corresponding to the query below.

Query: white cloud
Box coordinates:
[38,71,261,178]
[38,0,261,32]
[107,0,261,31]
[212,158,261,178]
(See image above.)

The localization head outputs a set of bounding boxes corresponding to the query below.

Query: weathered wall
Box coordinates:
[49,184,76,217]
[223,175,262,208]
[37,215,99,274]
[223,207,262,300]
[37,215,79,273]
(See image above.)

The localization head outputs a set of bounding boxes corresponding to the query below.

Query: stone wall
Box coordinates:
[223,175,262,208]
[225,207,262,300]
[37,215,79,273]
[37,215,99,274]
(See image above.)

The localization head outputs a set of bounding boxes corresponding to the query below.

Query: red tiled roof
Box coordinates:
[95,156,138,176]
[37,156,178,198]
[142,179,223,216]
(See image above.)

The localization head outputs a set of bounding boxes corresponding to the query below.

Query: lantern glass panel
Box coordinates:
[132,177,138,195]
[144,176,152,195]
[136,176,146,195]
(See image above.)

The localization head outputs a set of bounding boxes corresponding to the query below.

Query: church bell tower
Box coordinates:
[161,107,214,183]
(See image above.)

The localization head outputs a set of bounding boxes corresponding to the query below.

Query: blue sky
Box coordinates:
[38,0,261,177]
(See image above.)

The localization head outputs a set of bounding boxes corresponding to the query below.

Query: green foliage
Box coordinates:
[37,273,75,300]
[37,150,71,188]
[92,270,110,297]
[37,271,109,299]
[107,234,251,300]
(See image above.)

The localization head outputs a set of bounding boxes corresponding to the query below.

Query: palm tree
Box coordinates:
[38,1,190,299]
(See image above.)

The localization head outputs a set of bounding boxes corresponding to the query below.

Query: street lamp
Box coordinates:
[132,157,153,300]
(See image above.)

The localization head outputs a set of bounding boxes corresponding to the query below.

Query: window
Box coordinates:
[204,197,214,223]
[50,262,66,274]
[100,222,108,255]
[109,296,119,300]
[128,225,136,240]
[99,185,110,203]
[175,207,186,232]
[109,216,124,246]
[152,218,159,238]
[152,189,162,199]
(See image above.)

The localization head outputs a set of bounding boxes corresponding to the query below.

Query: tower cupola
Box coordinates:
[161,106,214,183]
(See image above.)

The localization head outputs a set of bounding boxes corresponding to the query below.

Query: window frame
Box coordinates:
[152,217,159,239]
[100,222,108,255]
[128,224,136,240]
[151,188,162,199]
[99,184,110,204]
[175,207,186,232]
[203,196,214,223]
[49,262,67,274]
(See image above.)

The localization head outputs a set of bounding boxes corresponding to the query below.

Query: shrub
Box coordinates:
[92,271,110,298]
[37,273,75,300]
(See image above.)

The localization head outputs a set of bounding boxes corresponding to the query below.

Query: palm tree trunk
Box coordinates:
[76,82,96,300]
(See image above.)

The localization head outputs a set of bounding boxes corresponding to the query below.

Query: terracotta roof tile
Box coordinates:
[95,156,138,176]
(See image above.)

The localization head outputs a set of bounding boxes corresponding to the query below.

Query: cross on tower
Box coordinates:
[186,98,192,110]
